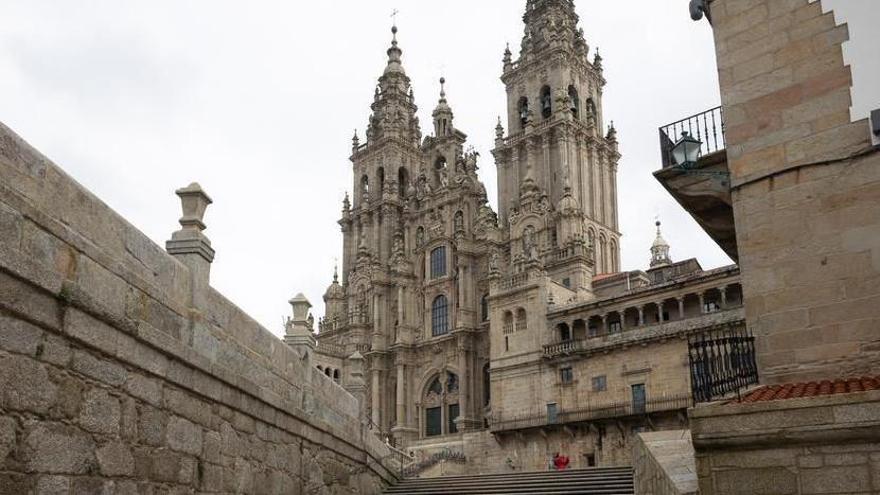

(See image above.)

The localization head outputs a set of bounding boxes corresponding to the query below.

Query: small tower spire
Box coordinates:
[650,220,673,268]
[432,77,454,137]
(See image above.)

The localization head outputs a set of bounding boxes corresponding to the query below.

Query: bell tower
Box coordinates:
[493,0,622,275]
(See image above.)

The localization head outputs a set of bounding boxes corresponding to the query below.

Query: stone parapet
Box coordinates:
[0,121,394,493]
[691,390,880,494]
[633,430,698,495]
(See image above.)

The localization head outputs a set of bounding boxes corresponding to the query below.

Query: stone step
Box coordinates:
[383,468,634,495]
[397,467,632,483]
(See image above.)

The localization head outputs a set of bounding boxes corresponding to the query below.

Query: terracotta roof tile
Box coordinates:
[740,376,880,403]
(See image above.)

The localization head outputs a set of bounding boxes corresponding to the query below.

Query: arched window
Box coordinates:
[398,167,409,197]
[377,168,385,193]
[586,97,597,117]
[540,86,552,119]
[568,85,580,119]
[481,294,489,322]
[516,308,528,332]
[454,211,464,233]
[430,247,447,279]
[599,236,608,273]
[557,323,572,342]
[333,369,340,383]
[325,368,331,377]
[503,311,514,334]
[317,366,324,372]
[518,97,530,128]
[423,372,460,437]
[361,175,370,201]
[432,295,449,336]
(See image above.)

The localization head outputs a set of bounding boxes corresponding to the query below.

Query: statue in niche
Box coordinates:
[489,251,500,274]
[522,226,538,261]
[438,167,449,188]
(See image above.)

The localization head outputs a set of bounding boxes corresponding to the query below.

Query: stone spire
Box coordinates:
[432,77,454,137]
[366,25,421,146]
[650,220,673,268]
[520,0,588,60]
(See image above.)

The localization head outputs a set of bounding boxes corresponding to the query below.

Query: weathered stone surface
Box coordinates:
[0,315,43,356]
[71,350,127,387]
[0,417,16,463]
[0,353,57,414]
[138,406,168,447]
[79,389,121,435]
[96,440,135,477]
[167,416,203,456]
[24,423,96,474]
[35,475,70,495]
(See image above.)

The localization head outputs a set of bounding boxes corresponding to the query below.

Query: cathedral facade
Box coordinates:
[290,0,745,473]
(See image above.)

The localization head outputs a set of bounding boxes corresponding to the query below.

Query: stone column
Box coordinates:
[698,293,706,314]
[638,306,645,327]
[619,311,627,331]
[457,337,470,430]
[345,351,367,411]
[396,362,405,428]
[720,286,728,309]
[601,314,608,334]
[658,302,666,322]
[678,297,686,320]
[371,366,381,426]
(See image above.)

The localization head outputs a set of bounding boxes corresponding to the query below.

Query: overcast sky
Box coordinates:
[1,0,877,336]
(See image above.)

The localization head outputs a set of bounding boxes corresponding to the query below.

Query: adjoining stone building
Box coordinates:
[638,0,880,493]
[292,0,750,475]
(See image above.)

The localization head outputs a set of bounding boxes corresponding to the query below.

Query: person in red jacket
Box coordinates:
[553,453,571,471]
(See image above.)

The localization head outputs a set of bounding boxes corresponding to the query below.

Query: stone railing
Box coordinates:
[401,449,467,478]
[490,394,692,433]
[317,342,348,358]
[497,271,538,291]
[543,307,745,358]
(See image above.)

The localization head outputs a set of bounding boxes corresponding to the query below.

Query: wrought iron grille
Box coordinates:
[688,327,759,403]
[659,106,726,168]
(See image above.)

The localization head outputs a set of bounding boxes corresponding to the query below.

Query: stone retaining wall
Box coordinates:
[691,391,880,494]
[0,121,394,494]
[633,430,697,495]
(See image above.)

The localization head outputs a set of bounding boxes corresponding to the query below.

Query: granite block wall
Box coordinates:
[0,121,394,494]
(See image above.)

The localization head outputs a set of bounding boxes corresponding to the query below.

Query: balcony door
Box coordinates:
[632,384,646,414]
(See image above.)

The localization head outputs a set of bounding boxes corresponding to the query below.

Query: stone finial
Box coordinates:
[284,293,315,352]
[175,183,212,231]
[289,293,312,322]
[166,182,215,264]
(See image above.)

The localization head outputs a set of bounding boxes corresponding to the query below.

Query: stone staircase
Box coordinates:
[383,467,634,494]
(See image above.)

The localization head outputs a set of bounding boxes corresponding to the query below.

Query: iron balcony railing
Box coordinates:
[688,327,759,403]
[659,106,726,168]
[489,394,692,433]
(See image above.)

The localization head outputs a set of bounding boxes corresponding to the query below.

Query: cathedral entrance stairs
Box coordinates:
[382,467,634,495]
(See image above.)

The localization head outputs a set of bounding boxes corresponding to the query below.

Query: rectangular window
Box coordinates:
[560,367,574,385]
[546,403,558,424]
[703,301,720,313]
[562,277,571,288]
[632,384,646,414]
[448,403,460,434]
[609,321,622,334]
[425,407,442,437]
[592,375,607,392]
[588,326,599,338]
[430,247,447,279]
